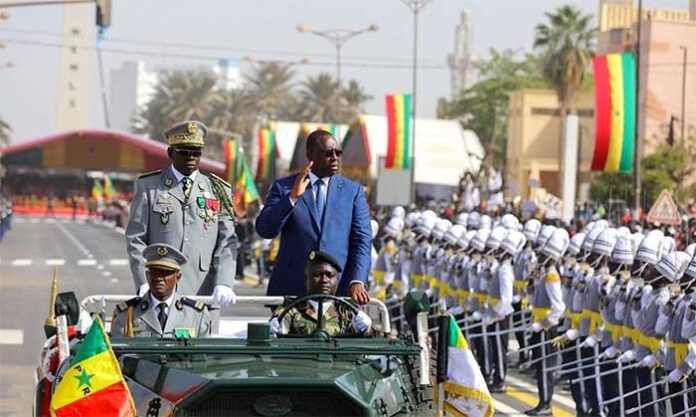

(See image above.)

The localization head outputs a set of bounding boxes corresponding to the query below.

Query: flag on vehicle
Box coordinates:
[436,315,493,417]
[50,317,135,417]
[91,180,103,201]
[103,176,115,200]
[384,93,412,170]
[591,52,636,173]
[256,125,278,180]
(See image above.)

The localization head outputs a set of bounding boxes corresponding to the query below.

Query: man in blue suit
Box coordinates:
[255,130,372,304]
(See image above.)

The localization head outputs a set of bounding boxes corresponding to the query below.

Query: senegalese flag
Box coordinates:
[224,139,244,185]
[385,93,412,170]
[591,52,636,173]
[437,315,493,417]
[50,317,135,417]
[103,176,115,200]
[235,159,261,211]
[91,180,103,200]
[256,126,278,181]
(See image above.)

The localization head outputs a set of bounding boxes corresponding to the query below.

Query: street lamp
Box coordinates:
[297,23,379,133]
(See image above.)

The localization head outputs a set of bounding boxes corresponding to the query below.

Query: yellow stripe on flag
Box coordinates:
[393,95,405,169]
[50,350,124,409]
[605,53,625,172]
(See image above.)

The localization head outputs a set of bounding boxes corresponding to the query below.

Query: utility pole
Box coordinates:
[632,0,643,223]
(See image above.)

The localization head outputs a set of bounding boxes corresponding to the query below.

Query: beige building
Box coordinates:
[506,89,595,199]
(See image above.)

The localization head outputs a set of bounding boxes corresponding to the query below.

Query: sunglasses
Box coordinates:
[318,148,342,158]
[174,148,202,158]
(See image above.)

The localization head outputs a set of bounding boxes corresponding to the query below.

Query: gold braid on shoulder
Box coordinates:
[208,175,236,219]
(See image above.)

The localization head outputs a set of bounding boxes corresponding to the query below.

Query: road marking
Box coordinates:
[30,218,39,223]
[54,221,91,255]
[12,259,33,266]
[110,278,120,284]
[77,259,97,266]
[102,271,112,277]
[44,218,56,224]
[108,259,129,266]
[97,265,104,270]
[0,329,24,345]
[506,375,576,410]
[14,218,25,223]
[493,400,523,416]
[45,259,66,266]
[505,386,574,417]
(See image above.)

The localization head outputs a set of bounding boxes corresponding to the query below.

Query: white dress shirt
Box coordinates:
[150,292,175,319]
[171,164,199,184]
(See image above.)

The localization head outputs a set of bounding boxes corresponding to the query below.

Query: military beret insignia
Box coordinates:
[188,122,198,134]
[309,251,316,260]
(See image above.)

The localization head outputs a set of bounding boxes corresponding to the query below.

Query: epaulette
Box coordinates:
[138,170,162,179]
[116,297,141,312]
[180,297,206,312]
[207,173,231,188]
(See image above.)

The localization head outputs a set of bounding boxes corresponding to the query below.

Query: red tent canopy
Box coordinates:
[0,129,224,175]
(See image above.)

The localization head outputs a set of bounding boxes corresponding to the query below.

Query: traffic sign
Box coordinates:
[646,190,681,225]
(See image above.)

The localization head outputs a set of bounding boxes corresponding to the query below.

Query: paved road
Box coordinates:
[0,215,577,417]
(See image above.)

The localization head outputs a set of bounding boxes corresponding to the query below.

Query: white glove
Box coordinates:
[482,315,494,327]
[601,346,617,359]
[213,285,236,306]
[471,311,482,321]
[530,322,543,333]
[138,283,149,297]
[269,317,283,335]
[76,310,93,334]
[617,350,635,363]
[448,305,465,316]
[512,295,521,303]
[641,354,658,368]
[564,329,579,341]
[581,335,598,348]
[667,368,685,383]
[351,311,372,333]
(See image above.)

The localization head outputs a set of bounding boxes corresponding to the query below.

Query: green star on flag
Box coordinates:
[75,368,94,388]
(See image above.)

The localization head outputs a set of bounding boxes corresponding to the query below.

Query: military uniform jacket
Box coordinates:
[125,167,238,296]
[276,301,367,336]
[111,292,212,338]
[635,286,670,361]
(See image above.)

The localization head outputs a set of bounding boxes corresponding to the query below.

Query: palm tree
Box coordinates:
[244,61,296,121]
[297,72,340,122]
[534,5,596,183]
[0,116,11,147]
[207,89,256,158]
[133,71,220,142]
[342,79,372,123]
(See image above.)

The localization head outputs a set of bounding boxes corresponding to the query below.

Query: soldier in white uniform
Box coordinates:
[112,243,212,338]
[125,121,237,306]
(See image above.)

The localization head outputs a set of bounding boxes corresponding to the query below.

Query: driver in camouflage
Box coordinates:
[271,251,373,336]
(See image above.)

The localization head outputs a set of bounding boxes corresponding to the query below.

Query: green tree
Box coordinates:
[342,79,372,123]
[443,49,547,168]
[534,5,596,173]
[244,61,296,120]
[297,72,340,123]
[0,116,11,147]
[133,71,220,142]
[207,89,256,157]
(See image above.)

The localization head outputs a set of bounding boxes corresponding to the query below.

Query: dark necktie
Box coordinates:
[315,180,325,220]
[157,303,168,329]
[182,177,193,199]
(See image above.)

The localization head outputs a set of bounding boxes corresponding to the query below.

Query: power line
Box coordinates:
[0,37,448,70]
[0,26,444,67]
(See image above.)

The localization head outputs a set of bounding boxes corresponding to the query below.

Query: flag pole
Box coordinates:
[632,0,643,223]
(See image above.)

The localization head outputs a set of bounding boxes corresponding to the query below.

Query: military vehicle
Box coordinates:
[35,288,436,417]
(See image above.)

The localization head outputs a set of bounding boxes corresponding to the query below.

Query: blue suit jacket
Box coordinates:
[255,174,372,296]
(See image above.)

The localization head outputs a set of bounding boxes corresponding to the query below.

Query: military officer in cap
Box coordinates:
[125,121,237,306]
[111,243,212,338]
[270,251,373,336]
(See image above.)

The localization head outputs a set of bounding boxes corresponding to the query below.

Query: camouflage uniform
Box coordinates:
[277,302,366,336]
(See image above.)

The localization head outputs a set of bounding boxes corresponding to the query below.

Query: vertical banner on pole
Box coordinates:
[562,115,579,223]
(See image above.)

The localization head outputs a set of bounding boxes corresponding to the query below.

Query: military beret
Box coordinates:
[144,243,188,271]
[163,120,207,148]
[307,250,342,273]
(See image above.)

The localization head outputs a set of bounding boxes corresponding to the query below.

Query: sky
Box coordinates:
[0,0,689,143]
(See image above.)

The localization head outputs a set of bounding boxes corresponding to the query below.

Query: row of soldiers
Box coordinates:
[371,207,696,417]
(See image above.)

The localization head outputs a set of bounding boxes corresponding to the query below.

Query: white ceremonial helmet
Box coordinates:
[611,234,636,266]
[567,232,586,256]
[486,226,509,250]
[470,228,492,252]
[593,228,619,257]
[444,224,467,246]
[500,213,520,231]
[501,231,527,257]
[655,251,692,283]
[542,228,570,261]
[523,219,542,242]
[455,212,469,228]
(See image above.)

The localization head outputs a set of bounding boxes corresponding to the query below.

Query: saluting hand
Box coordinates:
[290,161,313,201]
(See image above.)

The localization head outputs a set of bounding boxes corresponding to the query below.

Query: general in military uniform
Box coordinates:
[111,243,212,338]
[125,121,237,305]
[271,251,372,336]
